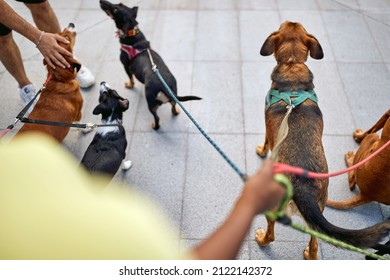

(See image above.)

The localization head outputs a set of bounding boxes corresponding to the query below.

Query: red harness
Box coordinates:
[120,44,142,60]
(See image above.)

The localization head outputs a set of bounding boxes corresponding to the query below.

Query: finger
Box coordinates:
[54,52,70,68]
[57,46,73,58]
[51,54,67,69]
[44,57,56,70]
[54,34,69,45]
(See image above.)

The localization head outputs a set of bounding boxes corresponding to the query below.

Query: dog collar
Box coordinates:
[127,26,140,37]
[266,89,318,110]
[121,44,143,60]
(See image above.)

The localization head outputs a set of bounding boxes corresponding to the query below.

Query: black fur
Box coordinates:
[80,82,129,177]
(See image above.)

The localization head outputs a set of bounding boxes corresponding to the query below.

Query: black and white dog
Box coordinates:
[81,82,131,177]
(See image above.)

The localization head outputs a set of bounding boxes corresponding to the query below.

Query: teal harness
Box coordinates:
[266,89,318,110]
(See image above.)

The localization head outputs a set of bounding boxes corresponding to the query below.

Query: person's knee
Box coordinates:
[25,1,52,16]
[0,33,13,46]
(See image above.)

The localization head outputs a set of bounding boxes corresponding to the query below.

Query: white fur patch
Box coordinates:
[122,160,132,171]
[96,118,121,136]
[156,92,170,104]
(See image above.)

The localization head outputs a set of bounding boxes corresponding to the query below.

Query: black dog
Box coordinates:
[100,0,201,130]
[80,82,131,177]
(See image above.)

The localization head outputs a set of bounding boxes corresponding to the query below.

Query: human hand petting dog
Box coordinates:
[36,32,72,69]
[193,160,285,260]
[0,0,72,69]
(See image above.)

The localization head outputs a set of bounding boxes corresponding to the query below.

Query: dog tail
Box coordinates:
[295,183,390,249]
[176,95,202,102]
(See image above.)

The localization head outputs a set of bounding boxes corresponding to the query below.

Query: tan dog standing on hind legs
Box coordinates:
[327,109,390,209]
[255,21,390,260]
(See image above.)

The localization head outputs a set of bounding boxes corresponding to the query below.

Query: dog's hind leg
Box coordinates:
[149,106,160,130]
[327,193,372,210]
[255,217,275,246]
[304,236,318,260]
[170,100,180,115]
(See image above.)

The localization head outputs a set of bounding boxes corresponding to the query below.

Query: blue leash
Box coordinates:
[147,49,248,182]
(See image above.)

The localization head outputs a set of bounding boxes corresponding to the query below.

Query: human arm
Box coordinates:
[192,160,285,260]
[0,0,71,69]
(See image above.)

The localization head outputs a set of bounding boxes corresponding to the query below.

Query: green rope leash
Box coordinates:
[266,174,389,260]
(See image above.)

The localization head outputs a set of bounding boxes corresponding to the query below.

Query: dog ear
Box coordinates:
[307,35,324,59]
[260,32,278,56]
[73,62,82,72]
[93,104,105,115]
[133,6,138,17]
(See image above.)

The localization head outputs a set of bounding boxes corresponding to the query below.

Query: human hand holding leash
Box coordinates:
[193,160,286,260]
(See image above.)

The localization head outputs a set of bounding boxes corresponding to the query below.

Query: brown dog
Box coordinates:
[327,109,390,209]
[16,23,83,142]
[255,21,390,260]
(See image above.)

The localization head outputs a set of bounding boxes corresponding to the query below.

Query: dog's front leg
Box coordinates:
[256,136,269,158]
[120,53,135,89]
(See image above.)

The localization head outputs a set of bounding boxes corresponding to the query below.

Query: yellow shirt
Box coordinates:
[0,133,184,260]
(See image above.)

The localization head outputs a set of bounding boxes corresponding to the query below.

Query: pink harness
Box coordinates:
[120,44,142,60]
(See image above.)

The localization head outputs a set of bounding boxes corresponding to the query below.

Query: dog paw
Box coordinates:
[304,246,318,260]
[122,160,132,171]
[256,144,268,158]
[152,122,160,130]
[255,228,270,246]
[353,129,364,142]
[125,81,134,89]
[344,151,355,166]
[172,106,180,116]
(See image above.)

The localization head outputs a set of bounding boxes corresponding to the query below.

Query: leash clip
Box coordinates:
[286,98,295,111]
[85,123,97,129]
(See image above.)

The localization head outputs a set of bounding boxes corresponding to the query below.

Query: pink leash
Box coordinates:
[273,138,390,178]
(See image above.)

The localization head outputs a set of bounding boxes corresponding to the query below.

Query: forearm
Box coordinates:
[193,197,256,260]
[0,0,42,44]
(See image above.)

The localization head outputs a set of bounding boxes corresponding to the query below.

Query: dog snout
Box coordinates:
[66,23,76,32]
[99,81,111,94]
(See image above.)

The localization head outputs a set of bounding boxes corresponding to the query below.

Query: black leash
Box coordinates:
[3,76,120,135]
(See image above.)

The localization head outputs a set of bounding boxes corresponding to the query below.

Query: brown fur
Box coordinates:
[255,21,390,260]
[327,110,390,209]
[16,25,83,142]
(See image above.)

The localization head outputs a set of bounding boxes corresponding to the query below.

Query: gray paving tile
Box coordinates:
[242,61,275,134]
[189,61,244,134]
[195,11,240,61]
[337,62,390,129]
[322,11,382,62]
[366,15,390,63]
[239,11,281,62]
[198,0,236,10]
[152,11,196,61]
[238,0,278,10]
[277,0,319,10]
[181,133,245,239]
[123,131,187,224]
